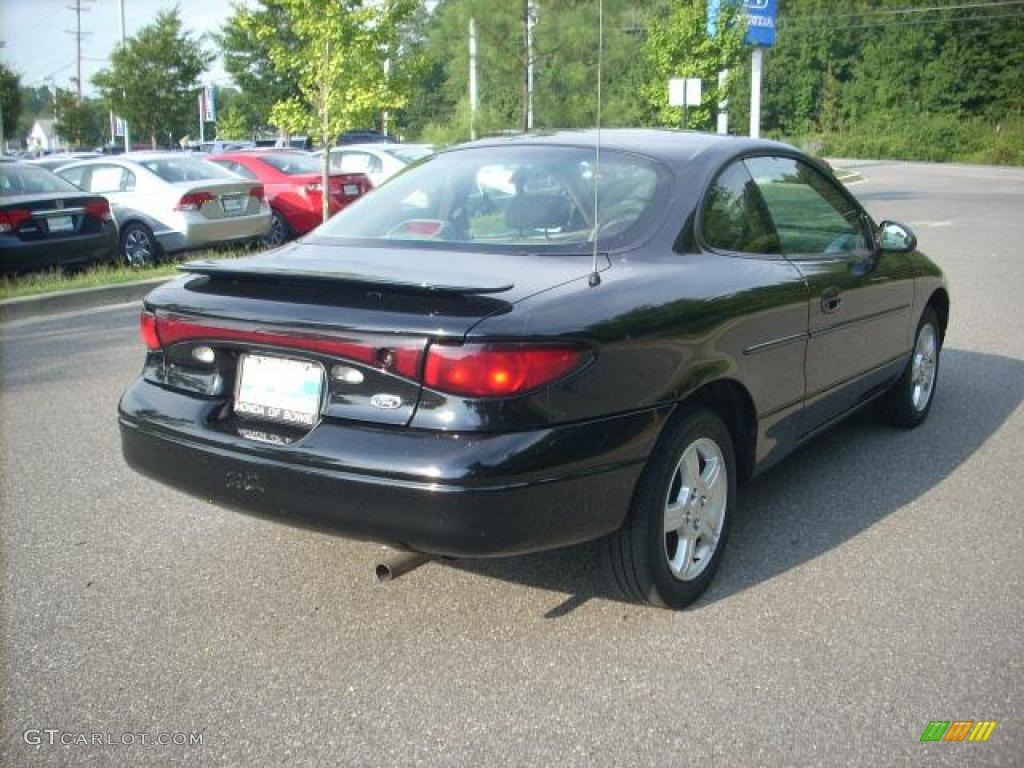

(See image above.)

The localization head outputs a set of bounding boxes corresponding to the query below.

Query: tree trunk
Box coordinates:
[150,133,157,150]
[322,36,331,224]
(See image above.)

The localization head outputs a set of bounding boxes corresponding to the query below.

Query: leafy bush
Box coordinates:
[789,115,1024,165]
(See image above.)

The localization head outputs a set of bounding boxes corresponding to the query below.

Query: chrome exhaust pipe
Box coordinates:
[375,549,432,582]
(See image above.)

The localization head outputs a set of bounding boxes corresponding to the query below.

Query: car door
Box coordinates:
[79,163,137,228]
[745,155,916,434]
[697,158,811,469]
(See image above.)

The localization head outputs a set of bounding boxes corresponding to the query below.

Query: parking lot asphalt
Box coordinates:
[2,160,1022,767]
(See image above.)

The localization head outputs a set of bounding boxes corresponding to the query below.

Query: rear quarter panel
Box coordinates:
[417,250,809,467]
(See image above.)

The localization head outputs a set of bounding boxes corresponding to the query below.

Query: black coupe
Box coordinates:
[119,131,948,608]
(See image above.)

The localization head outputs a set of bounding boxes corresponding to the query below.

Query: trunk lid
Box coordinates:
[144,241,605,432]
[0,192,109,241]
[172,179,262,219]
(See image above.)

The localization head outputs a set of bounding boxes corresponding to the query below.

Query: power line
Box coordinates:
[779,0,1024,24]
[780,9,1024,32]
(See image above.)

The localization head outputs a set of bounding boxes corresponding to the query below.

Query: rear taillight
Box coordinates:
[249,185,265,202]
[84,199,112,222]
[140,310,160,350]
[174,192,216,211]
[138,312,423,379]
[423,343,591,398]
[0,207,32,233]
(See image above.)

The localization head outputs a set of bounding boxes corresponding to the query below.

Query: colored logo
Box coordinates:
[920,721,997,742]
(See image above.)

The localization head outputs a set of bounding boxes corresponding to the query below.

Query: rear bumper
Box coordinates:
[119,379,668,557]
[155,212,271,253]
[0,225,118,273]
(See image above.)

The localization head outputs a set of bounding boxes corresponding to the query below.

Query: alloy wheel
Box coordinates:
[663,437,728,582]
[911,323,938,412]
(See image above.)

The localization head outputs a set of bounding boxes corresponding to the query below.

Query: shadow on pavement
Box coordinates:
[448,349,1024,617]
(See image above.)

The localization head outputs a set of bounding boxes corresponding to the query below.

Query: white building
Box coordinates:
[27,118,65,154]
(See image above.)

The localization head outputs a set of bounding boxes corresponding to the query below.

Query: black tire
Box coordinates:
[262,210,291,248]
[605,407,737,609]
[120,222,161,268]
[879,307,941,429]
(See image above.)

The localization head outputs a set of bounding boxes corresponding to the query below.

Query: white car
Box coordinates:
[56,153,271,266]
[314,144,433,188]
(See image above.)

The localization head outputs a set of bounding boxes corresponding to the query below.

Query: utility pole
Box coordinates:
[118,0,130,151]
[749,46,763,138]
[66,0,92,103]
[468,18,478,140]
[525,1,537,132]
[0,40,5,153]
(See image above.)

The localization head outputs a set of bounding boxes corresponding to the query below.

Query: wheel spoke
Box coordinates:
[664,501,687,533]
[668,533,694,577]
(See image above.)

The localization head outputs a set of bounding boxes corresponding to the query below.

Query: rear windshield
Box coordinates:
[258,153,322,175]
[315,145,667,252]
[138,156,237,183]
[0,164,81,197]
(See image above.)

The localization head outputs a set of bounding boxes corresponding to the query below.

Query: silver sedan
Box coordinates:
[56,153,271,266]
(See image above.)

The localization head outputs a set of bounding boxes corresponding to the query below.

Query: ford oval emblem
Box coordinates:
[370,393,403,410]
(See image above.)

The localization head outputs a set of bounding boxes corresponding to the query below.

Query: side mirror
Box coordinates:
[878,220,917,253]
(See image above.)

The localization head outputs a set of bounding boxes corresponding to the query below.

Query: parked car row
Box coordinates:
[2,142,432,274]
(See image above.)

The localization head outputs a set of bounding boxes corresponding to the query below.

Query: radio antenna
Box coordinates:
[588,0,604,288]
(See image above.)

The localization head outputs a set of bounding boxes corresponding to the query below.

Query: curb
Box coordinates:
[0,276,171,324]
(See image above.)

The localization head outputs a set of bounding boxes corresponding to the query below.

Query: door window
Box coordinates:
[86,165,135,193]
[700,160,780,255]
[335,151,383,174]
[744,156,868,257]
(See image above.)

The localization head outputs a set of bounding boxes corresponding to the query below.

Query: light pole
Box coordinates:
[0,40,5,153]
[119,0,131,151]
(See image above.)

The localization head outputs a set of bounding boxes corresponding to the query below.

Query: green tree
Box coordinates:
[1,64,23,150]
[243,0,415,221]
[53,89,106,148]
[644,0,746,130]
[218,1,300,134]
[92,8,213,149]
[216,106,250,140]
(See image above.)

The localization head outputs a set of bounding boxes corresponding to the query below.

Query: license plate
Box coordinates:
[48,215,74,233]
[222,196,244,214]
[343,184,360,196]
[235,355,323,427]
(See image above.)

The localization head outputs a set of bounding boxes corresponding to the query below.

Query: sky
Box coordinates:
[0,0,250,95]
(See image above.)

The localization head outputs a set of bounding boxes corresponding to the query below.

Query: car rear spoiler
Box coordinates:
[179,260,515,295]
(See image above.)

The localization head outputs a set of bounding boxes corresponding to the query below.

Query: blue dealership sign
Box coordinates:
[707,0,778,47]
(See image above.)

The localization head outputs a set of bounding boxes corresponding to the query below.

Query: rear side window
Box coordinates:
[744,156,868,257]
[138,157,236,183]
[701,161,780,255]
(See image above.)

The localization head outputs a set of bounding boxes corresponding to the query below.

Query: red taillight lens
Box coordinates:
[145,314,424,379]
[249,185,265,202]
[423,343,590,398]
[140,311,160,350]
[0,207,32,233]
[84,199,112,221]
[174,192,216,211]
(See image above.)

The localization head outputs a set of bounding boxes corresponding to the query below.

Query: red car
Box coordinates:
[208,150,371,246]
